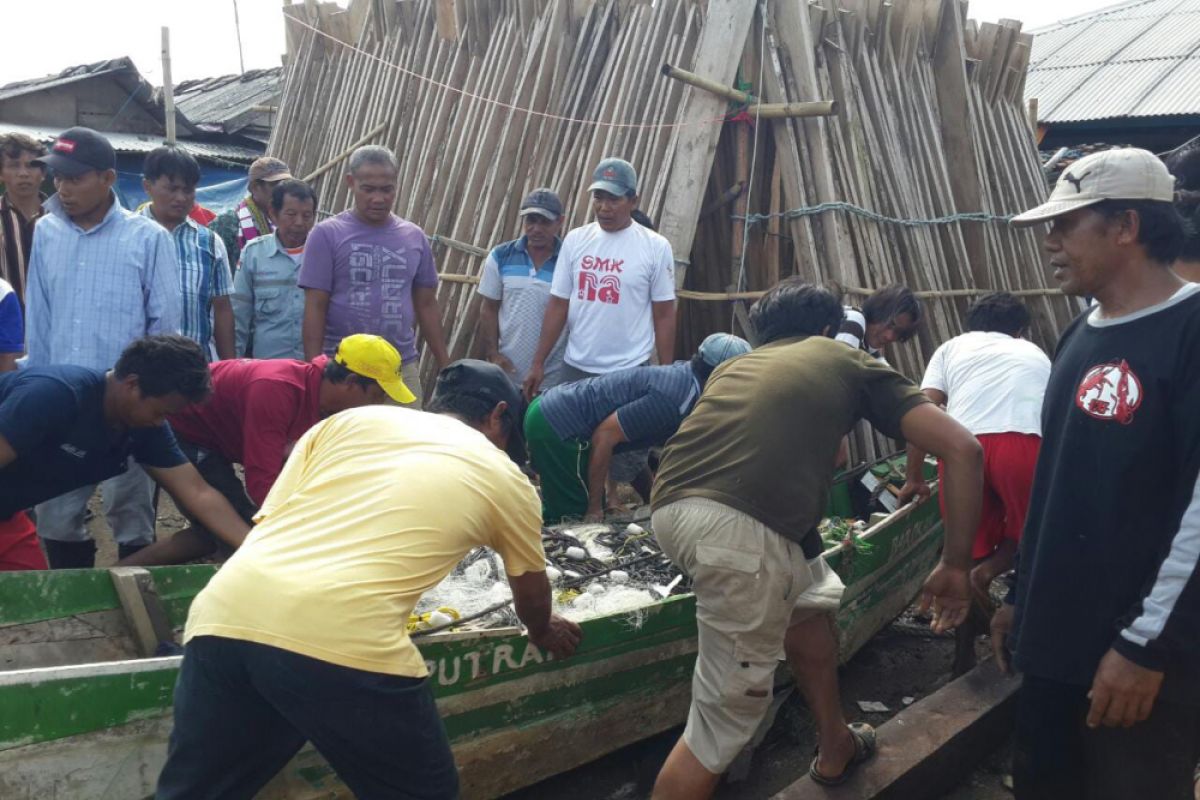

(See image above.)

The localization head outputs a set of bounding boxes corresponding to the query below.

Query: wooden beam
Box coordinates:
[771,661,1021,800]
[108,568,173,658]
[657,0,758,289]
[161,28,177,145]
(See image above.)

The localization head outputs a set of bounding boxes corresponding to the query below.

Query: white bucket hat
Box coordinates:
[1011,148,1175,227]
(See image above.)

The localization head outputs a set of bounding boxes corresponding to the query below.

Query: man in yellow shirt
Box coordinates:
[156,360,582,800]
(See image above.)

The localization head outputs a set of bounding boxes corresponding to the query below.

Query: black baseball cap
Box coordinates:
[34,127,116,177]
[433,359,528,466]
[519,188,563,221]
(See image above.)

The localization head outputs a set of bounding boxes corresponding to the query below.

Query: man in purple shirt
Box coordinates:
[300,146,449,406]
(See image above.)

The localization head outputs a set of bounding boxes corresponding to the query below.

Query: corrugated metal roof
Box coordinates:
[175,68,281,135]
[0,122,261,164]
[1027,0,1200,123]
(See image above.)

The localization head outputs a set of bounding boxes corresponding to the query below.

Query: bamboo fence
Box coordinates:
[270,0,1079,459]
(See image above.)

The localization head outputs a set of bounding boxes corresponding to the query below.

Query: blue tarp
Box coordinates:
[114,155,248,216]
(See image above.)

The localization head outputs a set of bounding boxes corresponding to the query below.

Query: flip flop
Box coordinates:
[809,722,877,787]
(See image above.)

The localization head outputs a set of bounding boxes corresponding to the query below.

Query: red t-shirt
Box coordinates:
[189,204,217,226]
[168,356,327,505]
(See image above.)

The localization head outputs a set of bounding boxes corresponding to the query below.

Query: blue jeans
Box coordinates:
[156,636,459,800]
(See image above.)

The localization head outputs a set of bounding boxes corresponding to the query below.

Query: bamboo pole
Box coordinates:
[161,28,176,145]
[301,122,388,183]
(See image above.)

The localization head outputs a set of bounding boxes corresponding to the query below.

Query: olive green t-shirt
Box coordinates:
[651,335,928,542]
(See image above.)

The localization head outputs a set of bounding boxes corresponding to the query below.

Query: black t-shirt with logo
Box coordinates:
[1012,285,1200,704]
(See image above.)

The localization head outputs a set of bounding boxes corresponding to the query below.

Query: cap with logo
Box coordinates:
[697,332,752,367]
[433,359,528,466]
[519,188,564,221]
[1011,148,1176,227]
[248,156,293,184]
[588,157,638,198]
[333,334,417,404]
[33,127,116,177]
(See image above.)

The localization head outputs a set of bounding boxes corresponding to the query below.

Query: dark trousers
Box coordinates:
[156,636,459,800]
[1013,674,1200,800]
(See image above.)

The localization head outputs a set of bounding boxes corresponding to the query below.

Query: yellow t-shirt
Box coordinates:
[184,405,546,677]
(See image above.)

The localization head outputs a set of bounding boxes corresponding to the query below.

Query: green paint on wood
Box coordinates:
[0,569,120,627]
[0,667,177,749]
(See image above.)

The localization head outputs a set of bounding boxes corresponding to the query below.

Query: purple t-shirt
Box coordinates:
[298,211,439,361]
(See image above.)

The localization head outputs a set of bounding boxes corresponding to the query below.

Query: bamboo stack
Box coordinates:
[271,0,1077,461]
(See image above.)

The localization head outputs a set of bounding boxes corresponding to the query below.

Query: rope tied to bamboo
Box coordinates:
[736,202,1015,227]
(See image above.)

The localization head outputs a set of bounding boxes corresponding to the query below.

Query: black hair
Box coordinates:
[690,352,717,386]
[748,278,845,345]
[426,392,514,437]
[632,209,656,230]
[323,358,376,391]
[966,292,1031,336]
[113,335,210,402]
[1092,199,1185,266]
[142,146,201,187]
[861,284,921,326]
[271,178,317,213]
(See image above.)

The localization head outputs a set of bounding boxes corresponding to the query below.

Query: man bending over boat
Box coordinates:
[525,332,751,524]
[0,335,251,570]
[156,359,582,800]
[649,279,983,796]
[122,334,409,567]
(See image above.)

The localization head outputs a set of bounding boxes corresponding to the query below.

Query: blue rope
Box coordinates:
[737,202,1013,227]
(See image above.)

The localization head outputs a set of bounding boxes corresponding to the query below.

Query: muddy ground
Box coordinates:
[507,624,1012,800]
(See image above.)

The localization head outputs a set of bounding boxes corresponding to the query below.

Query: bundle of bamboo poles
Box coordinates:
[271,0,1076,461]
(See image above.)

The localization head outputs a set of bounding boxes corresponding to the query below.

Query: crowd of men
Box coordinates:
[0,125,1198,799]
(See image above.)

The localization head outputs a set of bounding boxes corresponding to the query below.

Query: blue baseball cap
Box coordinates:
[698,333,752,367]
[519,188,563,221]
[588,157,638,197]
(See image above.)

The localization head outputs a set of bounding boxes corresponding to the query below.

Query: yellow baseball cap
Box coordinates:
[333,334,417,404]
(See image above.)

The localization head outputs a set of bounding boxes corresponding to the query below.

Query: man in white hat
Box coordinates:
[993,148,1200,799]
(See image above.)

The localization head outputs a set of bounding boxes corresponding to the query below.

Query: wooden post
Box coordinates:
[657,0,758,290]
[161,27,176,145]
[1026,96,1039,133]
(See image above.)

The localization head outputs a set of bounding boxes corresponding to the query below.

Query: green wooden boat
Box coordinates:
[0,457,942,799]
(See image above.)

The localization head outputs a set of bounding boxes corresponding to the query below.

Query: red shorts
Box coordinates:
[939,432,1041,561]
[0,511,48,571]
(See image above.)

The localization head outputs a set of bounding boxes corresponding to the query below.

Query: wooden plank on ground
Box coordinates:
[771,661,1020,800]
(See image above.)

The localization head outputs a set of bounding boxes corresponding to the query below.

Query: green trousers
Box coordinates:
[525,397,591,524]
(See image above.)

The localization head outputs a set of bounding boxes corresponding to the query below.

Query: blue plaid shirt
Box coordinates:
[24,193,181,370]
[140,206,232,350]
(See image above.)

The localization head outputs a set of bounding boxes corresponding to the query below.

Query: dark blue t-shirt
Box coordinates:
[0,366,186,518]
[539,361,699,447]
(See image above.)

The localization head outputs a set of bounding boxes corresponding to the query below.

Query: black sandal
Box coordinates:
[809,722,877,787]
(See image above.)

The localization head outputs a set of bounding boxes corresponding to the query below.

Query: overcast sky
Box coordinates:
[1,0,1116,88]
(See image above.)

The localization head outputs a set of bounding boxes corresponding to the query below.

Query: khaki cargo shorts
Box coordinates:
[652,496,845,773]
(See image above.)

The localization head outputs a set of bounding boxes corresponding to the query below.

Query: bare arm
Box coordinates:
[523,295,570,400]
[302,288,330,361]
[477,297,515,374]
[211,295,236,361]
[651,300,676,365]
[413,286,450,369]
[900,402,983,633]
[585,413,628,521]
[0,353,16,372]
[145,463,251,549]
[508,570,582,658]
[899,388,947,504]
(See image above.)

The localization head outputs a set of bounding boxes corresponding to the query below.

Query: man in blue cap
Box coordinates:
[525,333,751,524]
[476,188,569,388]
[522,157,677,398]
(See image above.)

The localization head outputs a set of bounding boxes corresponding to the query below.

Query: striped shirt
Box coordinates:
[140,206,233,351]
[0,194,45,309]
[24,192,181,370]
[539,361,699,446]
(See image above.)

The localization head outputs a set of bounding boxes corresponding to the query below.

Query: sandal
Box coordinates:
[809,722,877,787]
